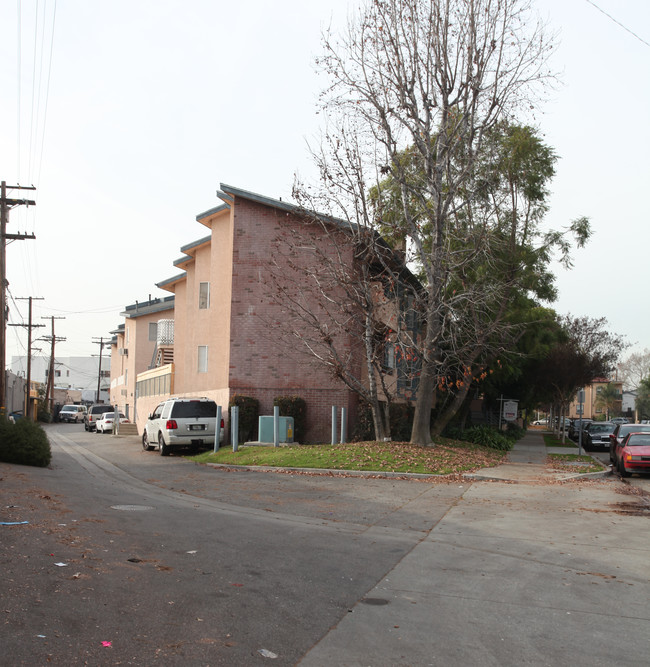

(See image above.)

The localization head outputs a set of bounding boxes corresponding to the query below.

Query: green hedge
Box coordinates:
[228,394,259,443]
[452,424,521,451]
[0,417,52,467]
[273,395,306,442]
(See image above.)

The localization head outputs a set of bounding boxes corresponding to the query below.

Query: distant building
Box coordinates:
[3,370,26,414]
[622,390,637,420]
[10,355,111,403]
[109,295,175,421]
[568,378,623,419]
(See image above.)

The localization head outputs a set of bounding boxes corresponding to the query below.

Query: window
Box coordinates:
[149,322,158,341]
[385,343,396,370]
[199,282,210,309]
[198,345,208,373]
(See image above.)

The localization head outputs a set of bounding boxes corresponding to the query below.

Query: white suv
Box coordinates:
[59,404,87,423]
[142,397,225,456]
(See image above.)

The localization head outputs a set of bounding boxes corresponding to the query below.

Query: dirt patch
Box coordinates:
[609,501,650,517]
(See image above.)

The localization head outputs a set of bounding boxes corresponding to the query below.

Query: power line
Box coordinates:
[36,0,58,187]
[584,0,650,49]
[16,0,22,178]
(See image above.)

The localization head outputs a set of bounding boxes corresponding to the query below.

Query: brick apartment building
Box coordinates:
[112,184,399,442]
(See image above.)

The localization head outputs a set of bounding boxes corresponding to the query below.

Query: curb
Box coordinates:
[202,460,614,483]
[463,468,613,483]
[203,462,440,480]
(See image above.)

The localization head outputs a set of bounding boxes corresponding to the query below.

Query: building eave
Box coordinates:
[156,273,187,293]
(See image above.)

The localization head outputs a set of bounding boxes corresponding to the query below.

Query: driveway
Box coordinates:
[1,424,648,665]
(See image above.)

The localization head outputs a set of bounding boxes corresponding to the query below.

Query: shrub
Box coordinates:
[37,402,52,423]
[460,425,516,451]
[389,403,415,441]
[228,394,259,443]
[0,417,52,467]
[273,395,306,442]
[351,401,415,442]
[351,402,374,441]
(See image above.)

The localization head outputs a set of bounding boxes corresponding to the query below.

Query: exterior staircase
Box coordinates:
[116,423,139,436]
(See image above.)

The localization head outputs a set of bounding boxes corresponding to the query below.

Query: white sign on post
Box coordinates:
[503,400,518,422]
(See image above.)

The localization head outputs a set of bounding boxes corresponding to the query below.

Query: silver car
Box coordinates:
[142,397,225,456]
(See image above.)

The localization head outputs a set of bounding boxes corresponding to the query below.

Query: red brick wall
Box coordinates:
[228,197,361,443]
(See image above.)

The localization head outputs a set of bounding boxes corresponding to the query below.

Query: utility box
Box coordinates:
[258,416,294,443]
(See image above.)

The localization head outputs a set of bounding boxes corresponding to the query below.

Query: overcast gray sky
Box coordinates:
[2,0,649,375]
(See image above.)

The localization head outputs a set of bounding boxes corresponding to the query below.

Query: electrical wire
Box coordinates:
[584,0,650,49]
[36,0,57,188]
[27,0,40,182]
[16,0,22,178]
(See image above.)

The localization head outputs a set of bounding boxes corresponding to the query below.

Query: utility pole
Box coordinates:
[9,297,44,419]
[42,315,66,415]
[92,337,111,403]
[0,181,36,415]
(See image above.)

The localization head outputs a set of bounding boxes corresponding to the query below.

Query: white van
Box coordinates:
[59,404,87,423]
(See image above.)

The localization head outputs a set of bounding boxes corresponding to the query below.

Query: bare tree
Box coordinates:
[617,349,650,391]
[262,199,418,441]
[308,0,558,444]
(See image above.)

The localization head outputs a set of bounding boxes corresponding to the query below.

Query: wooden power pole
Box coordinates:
[10,297,44,419]
[0,181,36,415]
[43,316,66,415]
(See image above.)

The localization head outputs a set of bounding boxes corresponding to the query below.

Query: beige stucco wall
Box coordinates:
[174,207,233,396]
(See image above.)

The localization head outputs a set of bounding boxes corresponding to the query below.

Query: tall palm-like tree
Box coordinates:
[594,382,621,420]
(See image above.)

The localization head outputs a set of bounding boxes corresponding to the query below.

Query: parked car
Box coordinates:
[568,418,592,441]
[613,432,650,477]
[142,397,225,456]
[582,422,615,451]
[85,404,114,431]
[609,423,650,463]
[532,419,547,426]
[59,404,87,423]
[95,412,129,434]
[611,417,630,425]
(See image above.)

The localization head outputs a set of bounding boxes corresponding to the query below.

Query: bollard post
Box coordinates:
[340,407,347,444]
[231,405,239,452]
[214,404,222,453]
[331,406,337,445]
[273,405,280,447]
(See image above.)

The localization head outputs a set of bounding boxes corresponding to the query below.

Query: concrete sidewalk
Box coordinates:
[299,473,648,667]
[464,428,611,483]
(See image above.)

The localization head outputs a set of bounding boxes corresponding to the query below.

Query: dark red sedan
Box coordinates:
[614,432,650,477]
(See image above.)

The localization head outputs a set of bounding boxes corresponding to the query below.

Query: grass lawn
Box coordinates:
[546,452,605,473]
[543,434,577,448]
[190,438,508,476]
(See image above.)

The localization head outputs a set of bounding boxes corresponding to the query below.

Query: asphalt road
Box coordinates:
[1,424,649,666]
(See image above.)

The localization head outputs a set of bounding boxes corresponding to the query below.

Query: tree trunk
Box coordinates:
[432,384,472,437]
[369,396,386,441]
[410,370,435,446]
[382,402,392,441]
